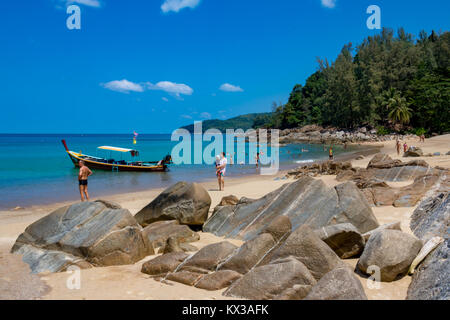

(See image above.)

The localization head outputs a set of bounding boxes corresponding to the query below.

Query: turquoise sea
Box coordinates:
[0,134,356,209]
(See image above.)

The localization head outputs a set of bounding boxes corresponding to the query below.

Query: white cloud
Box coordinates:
[219,83,244,92]
[147,81,193,97]
[161,0,201,13]
[65,0,102,8]
[200,112,211,119]
[101,79,194,97]
[101,79,144,93]
[181,114,192,119]
[321,0,336,9]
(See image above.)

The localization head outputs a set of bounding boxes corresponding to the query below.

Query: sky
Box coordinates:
[1,0,449,133]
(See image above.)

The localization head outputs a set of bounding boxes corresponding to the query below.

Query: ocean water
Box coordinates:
[0,134,355,209]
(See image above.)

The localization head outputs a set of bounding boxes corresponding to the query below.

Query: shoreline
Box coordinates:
[0,142,380,212]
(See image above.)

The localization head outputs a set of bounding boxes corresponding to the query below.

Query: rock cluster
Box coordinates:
[204,176,379,240]
[288,154,448,208]
[278,125,418,145]
[143,221,368,300]
[139,178,380,299]
[11,200,154,273]
[11,182,210,274]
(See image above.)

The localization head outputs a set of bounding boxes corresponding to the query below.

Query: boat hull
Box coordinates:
[67,151,167,172]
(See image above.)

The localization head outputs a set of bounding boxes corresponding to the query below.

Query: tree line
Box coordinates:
[263,28,449,135]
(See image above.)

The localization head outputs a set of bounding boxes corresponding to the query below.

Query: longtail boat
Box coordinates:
[61,140,171,172]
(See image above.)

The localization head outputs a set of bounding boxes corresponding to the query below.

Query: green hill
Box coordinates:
[180,113,273,133]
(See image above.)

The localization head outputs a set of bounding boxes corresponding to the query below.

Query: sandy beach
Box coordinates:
[1,134,449,300]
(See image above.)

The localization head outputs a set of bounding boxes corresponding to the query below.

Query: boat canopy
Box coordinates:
[98,146,136,153]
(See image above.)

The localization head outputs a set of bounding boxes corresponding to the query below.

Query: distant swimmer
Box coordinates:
[78,160,92,201]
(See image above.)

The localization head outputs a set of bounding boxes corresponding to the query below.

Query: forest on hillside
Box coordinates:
[262,28,449,135]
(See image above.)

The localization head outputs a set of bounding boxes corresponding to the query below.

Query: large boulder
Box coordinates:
[304,267,367,300]
[159,236,185,254]
[406,190,449,300]
[367,153,403,169]
[404,147,424,157]
[166,271,204,286]
[393,174,443,207]
[194,270,242,291]
[135,182,211,227]
[218,233,276,274]
[141,252,189,276]
[333,182,379,233]
[362,173,446,208]
[142,220,200,249]
[262,215,292,242]
[357,229,423,282]
[339,153,436,183]
[315,223,365,259]
[362,222,402,242]
[410,192,449,241]
[269,225,344,280]
[11,201,153,273]
[407,239,449,300]
[223,257,317,300]
[179,241,238,273]
[218,195,239,206]
[203,177,378,241]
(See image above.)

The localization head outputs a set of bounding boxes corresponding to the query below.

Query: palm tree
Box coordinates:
[379,88,397,122]
[387,95,412,125]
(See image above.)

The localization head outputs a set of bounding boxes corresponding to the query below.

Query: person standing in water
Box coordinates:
[216,152,227,191]
[78,160,92,201]
[329,146,334,160]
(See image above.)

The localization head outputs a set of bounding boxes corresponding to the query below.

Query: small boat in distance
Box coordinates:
[61,140,171,172]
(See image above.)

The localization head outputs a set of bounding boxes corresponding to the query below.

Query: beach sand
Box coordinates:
[1,134,449,300]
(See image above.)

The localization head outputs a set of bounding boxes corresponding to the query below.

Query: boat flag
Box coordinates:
[133,131,138,145]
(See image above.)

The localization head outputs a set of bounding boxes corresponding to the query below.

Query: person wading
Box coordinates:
[78,160,92,201]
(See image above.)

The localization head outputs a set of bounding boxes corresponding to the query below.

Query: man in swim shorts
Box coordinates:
[78,160,93,201]
[216,152,227,191]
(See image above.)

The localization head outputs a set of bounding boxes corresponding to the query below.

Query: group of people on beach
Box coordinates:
[396,134,426,155]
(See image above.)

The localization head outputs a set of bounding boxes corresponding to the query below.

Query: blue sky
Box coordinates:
[1,0,449,133]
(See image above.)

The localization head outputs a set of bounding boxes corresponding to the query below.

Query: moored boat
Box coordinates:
[61,140,171,172]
